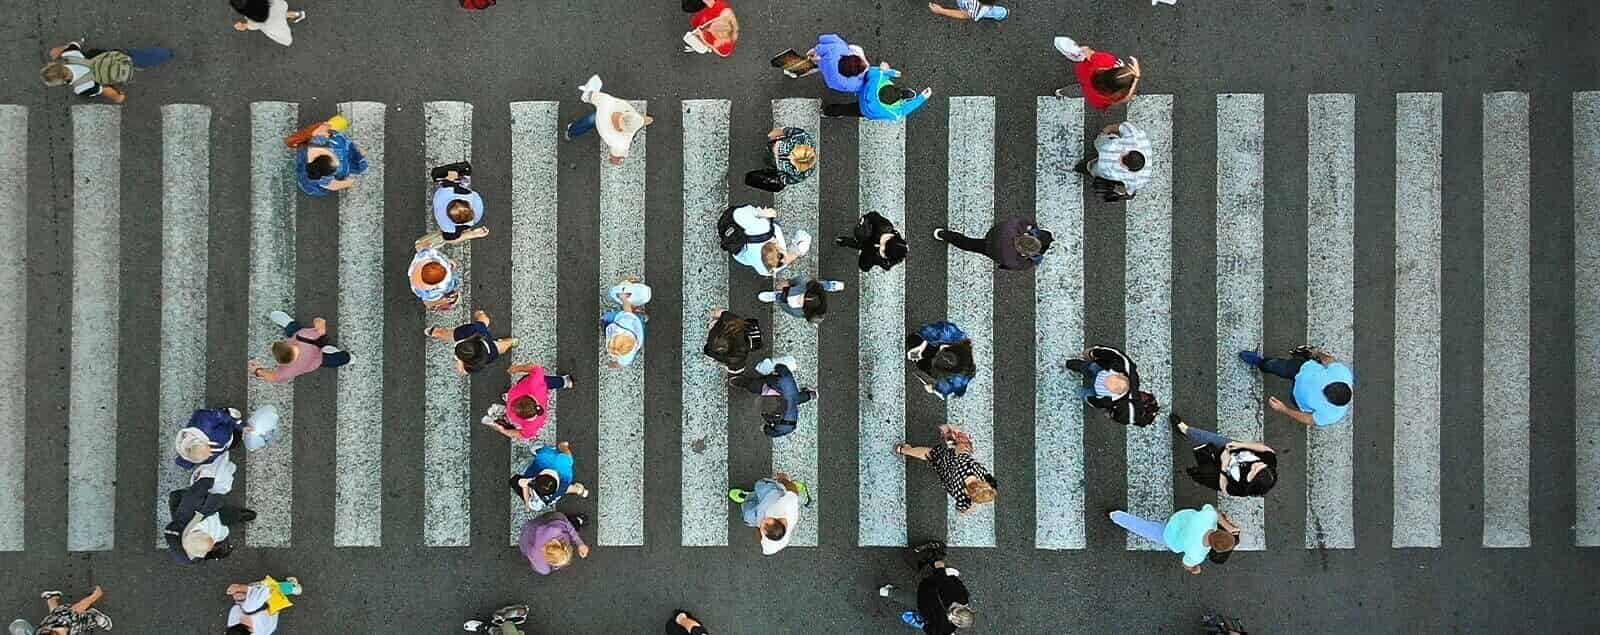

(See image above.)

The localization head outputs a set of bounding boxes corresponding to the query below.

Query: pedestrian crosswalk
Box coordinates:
[0,92,1592,554]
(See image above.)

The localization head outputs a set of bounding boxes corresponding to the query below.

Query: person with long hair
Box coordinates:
[894,424,997,516]
[744,127,816,193]
[906,321,977,400]
[836,212,908,272]
[517,511,589,575]
[759,274,844,324]
[701,308,764,374]
[1173,414,1278,497]
[1051,36,1142,111]
[291,118,368,197]
[229,0,307,47]
[508,442,590,514]
[681,0,738,57]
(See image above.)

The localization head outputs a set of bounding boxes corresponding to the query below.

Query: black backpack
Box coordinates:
[717,206,776,254]
[1130,391,1160,426]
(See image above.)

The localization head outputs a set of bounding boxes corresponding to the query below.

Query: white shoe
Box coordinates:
[790,230,812,255]
[462,620,485,632]
[1053,36,1088,62]
[878,584,894,597]
[320,345,342,355]
[757,291,779,303]
[290,9,307,23]
[268,310,293,328]
[821,280,845,292]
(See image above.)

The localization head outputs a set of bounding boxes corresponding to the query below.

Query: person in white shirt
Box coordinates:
[1075,121,1153,194]
[565,75,654,166]
[225,576,303,635]
[728,205,811,277]
[728,473,807,555]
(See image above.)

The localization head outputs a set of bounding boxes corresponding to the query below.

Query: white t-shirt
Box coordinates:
[758,491,801,555]
[590,92,644,158]
[60,49,102,96]
[227,585,280,634]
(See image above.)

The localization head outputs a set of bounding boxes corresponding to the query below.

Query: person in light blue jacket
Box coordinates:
[808,33,869,94]
[822,62,933,121]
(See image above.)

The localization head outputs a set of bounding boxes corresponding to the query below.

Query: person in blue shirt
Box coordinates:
[294,121,368,197]
[509,442,589,514]
[729,355,816,437]
[906,321,977,400]
[822,62,934,121]
[1238,345,1354,427]
[807,33,870,94]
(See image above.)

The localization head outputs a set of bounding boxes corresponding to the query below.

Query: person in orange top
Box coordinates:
[682,0,738,57]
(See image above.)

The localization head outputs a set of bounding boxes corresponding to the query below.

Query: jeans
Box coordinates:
[1256,356,1301,381]
[1182,426,1233,448]
[124,47,175,68]
[545,374,572,390]
[739,478,783,526]
[1110,510,1166,546]
[1065,360,1104,399]
[566,112,597,139]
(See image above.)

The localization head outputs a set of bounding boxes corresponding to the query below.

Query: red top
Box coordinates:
[1075,51,1124,111]
[505,366,551,440]
[690,1,737,57]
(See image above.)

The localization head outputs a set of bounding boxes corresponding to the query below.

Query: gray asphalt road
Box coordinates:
[1,1,1598,633]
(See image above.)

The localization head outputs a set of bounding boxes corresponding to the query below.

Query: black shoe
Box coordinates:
[911,539,946,554]
[1169,413,1186,431]
[568,513,587,530]
[237,508,258,523]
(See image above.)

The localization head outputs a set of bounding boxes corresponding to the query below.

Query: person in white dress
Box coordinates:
[230,0,307,47]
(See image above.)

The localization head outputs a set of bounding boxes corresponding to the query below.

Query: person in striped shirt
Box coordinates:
[927,0,1008,22]
[1075,121,1152,196]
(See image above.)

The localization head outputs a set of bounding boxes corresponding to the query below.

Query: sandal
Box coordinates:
[893,442,910,456]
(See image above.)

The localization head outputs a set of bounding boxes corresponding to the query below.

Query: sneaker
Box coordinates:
[803,387,818,403]
[978,5,1008,20]
[462,620,485,632]
[320,345,342,355]
[290,10,307,23]
[38,590,62,600]
[901,611,926,628]
[932,227,948,241]
[834,236,855,248]
[568,513,587,529]
[878,584,895,597]
[1052,87,1072,97]
[728,488,748,503]
[285,576,303,595]
[1237,350,1264,367]
[1169,413,1188,434]
[237,508,258,523]
[268,310,293,328]
[494,605,530,625]
[821,280,845,292]
[911,539,946,554]
[10,619,36,635]
[757,291,779,303]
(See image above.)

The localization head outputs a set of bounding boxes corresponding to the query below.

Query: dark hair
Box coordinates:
[1091,66,1137,95]
[1324,382,1352,406]
[205,539,234,560]
[801,281,827,323]
[227,625,252,635]
[533,473,559,497]
[762,520,787,542]
[455,336,485,366]
[883,235,908,264]
[704,316,752,371]
[1122,151,1146,172]
[878,85,903,105]
[838,56,868,78]
[1245,466,1277,496]
[511,395,543,420]
[930,341,977,379]
[306,154,337,180]
[446,199,475,224]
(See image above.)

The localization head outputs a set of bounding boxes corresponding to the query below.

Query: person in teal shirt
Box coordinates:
[1238,345,1354,426]
[1108,504,1240,574]
[822,62,934,121]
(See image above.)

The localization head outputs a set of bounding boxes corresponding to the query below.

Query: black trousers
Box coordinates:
[823,102,864,118]
[939,230,996,262]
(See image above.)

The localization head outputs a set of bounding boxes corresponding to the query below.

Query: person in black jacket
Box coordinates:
[1065,344,1158,426]
[932,216,1054,271]
[163,476,255,565]
[875,540,975,634]
[1173,414,1278,497]
[835,211,908,272]
[701,308,764,373]
[727,355,815,437]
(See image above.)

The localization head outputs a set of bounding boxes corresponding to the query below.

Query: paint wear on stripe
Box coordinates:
[1123,95,1174,550]
[597,100,647,547]
[1034,97,1086,550]
[771,98,821,547]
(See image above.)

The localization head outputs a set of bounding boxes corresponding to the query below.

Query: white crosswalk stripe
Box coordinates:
[16,93,1588,553]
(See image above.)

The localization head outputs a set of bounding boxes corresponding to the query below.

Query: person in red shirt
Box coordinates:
[682,0,738,57]
[1051,36,1142,111]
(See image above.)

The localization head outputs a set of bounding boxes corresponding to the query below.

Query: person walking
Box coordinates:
[1107,504,1241,574]
[1075,121,1152,202]
[509,441,590,514]
[836,212,908,272]
[744,127,817,193]
[875,541,975,634]
[927,0,1008,21]
[518,511,590,575]
[224,576,303,635]
[823,62,933,120]
[1238,345,1354,427]
[9,587,112,635]
[172,407,245,470]
[290,116,368,197]
[248,311,352,383]
[718,205,811,277]
[164,470,255,564]
[701,308,764,374]
[932,216,1055,271]
[894,424,996,516]
[602,277,651,369]
[427,309,519,375]
[759,274,845,324]
[230,0,307,47]
[808,33,869,94]
[681,0,738,57]
[40,39,173,104]
[462,605,530,634]
[1051,36,1142,111]
[481,363,575,441]
[1065,344,1159,426]
[417,161,489,249]
[566,75,653,166]
[665,609,710,635]
[728,472,806,555]
[1173,414,1278,497]
[409,246,462,311]
[906,321,977,400]
[729,355,817,438]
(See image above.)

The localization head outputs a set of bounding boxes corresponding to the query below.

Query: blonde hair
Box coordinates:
[543,539,573,568]
[40,63,71,87]
[947,604,976,628]
[608,331,637,357]
[789,144,817,172]
[174,428,212,463]
[760,242,783,270]
[965,479,996,505]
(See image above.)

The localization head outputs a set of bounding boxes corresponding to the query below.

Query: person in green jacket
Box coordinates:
[823,62,933,121]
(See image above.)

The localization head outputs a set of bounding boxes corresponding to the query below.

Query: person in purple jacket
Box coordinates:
[807,33,870,94]
[517,511,589,575]
[932,216,1055,271]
